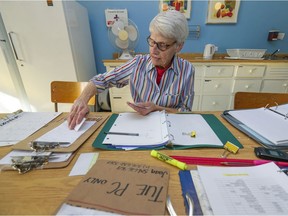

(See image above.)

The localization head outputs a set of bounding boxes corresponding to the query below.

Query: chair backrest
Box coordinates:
[234,92,288,109]
[51,81,97,112]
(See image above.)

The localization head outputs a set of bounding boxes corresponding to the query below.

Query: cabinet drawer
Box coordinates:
[110,94,134,113]
[265,66,288,78]
[235,65,265,77]
[204,66,234,77]
[202,79,233,94]
[233,80,262,92]
[200,95,230,111]
[192,95,200,111]
[261,80,288,93]
[194,78,201,93]
[110,86,130,95]
[194,65,204,78]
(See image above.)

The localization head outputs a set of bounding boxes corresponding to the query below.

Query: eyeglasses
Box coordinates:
[146,36,176,51]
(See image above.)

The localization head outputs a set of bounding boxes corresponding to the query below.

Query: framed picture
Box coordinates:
[206,0,241,24]
[159,0,192,19]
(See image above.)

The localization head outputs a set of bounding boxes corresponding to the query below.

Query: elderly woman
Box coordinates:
[68,10,195,129]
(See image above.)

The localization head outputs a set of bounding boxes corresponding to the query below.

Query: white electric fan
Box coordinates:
[108,19,139,60]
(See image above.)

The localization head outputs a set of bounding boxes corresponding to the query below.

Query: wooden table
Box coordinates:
[0,112,260,215]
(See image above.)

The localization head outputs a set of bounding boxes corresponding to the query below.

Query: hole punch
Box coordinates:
[221,141,239,158]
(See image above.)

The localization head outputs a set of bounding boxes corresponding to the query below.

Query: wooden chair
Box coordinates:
[234,92,288,109]
[51,81,97,112]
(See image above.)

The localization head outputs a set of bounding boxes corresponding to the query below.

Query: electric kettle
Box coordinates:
[203,44,218,59]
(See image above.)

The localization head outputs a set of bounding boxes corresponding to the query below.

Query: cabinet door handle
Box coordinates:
[214,84,220,88]
[8,31,24,61]
[283,83,288,87]
[245,85,250,89]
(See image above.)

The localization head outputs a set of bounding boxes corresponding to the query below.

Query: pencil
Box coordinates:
[104,132,139,136]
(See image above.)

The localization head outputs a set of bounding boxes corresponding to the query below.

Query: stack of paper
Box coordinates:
[0,111,61,146]
[180,162,288,215]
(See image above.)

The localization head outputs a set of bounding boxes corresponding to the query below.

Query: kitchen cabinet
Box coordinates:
[200,65,234,111]
[261,66,288,93]
[103,59,288,112]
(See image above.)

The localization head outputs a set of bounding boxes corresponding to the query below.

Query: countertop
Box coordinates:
[104,53,288,64]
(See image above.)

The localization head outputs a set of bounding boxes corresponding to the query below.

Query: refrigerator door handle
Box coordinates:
[8,31,24,61]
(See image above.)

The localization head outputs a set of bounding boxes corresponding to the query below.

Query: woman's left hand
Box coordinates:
[127,101,157,116]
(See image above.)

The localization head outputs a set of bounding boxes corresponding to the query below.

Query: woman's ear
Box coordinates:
[176,42,184,53]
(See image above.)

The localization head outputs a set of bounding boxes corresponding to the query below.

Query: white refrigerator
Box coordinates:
[0,0,96,112]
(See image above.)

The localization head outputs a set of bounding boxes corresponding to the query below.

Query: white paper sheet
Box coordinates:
[0,112,61,146]
[35,120,95,147]
[69,152,99,176]
[197,163,288,215]
[56,203,120,215]
[166,114,223,146]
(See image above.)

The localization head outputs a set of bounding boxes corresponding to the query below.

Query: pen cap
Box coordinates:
[151,150,187,170]
[151,149,159,157]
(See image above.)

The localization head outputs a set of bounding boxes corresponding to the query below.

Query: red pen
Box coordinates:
[170,155,288,167]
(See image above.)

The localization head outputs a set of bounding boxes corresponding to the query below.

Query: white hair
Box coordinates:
[149,10,189,44]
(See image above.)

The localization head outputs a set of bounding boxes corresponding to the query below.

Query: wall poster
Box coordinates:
[159,0,192,19]
[206,0,241,24]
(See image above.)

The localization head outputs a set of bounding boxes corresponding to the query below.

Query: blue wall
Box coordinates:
[77,0,288,75]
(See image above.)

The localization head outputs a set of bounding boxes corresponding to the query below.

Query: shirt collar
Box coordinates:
[146,55,179,75]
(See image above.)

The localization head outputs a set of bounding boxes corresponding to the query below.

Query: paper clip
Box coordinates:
[11,155,50,174]
[182,131,196,138]
[221,141,239,158]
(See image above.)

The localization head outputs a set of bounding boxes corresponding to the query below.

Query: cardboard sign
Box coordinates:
[63,160,170,215]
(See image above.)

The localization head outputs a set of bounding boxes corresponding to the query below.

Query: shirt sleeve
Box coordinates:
[89,56,138,93]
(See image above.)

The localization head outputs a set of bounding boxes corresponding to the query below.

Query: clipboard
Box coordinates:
[12,112,110,153]
[92,113,243,150]
[2,112,109,172]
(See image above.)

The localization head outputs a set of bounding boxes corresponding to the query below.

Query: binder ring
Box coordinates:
[274,102,279,110]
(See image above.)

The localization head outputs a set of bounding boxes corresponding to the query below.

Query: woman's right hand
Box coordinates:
[67,98,90,129]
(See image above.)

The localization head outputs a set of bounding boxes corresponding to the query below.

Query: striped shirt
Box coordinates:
[90,54,195,111]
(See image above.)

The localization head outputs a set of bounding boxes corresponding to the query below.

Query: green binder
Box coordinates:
[92,113,243,150]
